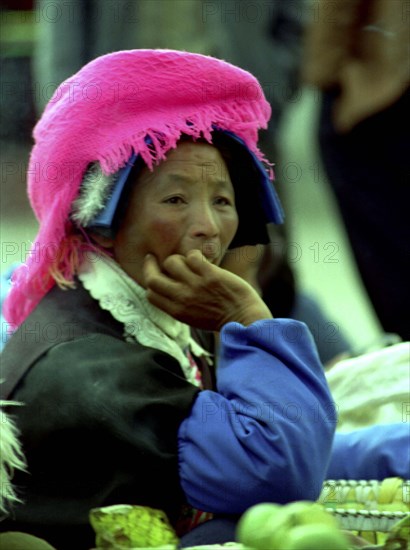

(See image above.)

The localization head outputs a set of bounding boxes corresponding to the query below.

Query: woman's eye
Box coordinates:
[214,196,233,206]
[164,196,185,204]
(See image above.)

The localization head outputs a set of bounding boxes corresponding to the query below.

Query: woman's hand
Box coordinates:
[143,250,273,331]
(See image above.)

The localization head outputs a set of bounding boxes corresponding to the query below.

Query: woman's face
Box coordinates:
[111,141,239,286]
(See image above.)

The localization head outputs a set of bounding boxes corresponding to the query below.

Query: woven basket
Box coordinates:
[318,477,410,544]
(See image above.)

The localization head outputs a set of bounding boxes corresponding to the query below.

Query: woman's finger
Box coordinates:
[184,249,215,276]
[161,254,199,284]
[142,254,182,298]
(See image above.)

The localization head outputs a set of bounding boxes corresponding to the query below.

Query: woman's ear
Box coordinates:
[89,232,115,249]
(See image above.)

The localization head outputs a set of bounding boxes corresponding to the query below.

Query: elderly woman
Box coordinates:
[1,50,334,549]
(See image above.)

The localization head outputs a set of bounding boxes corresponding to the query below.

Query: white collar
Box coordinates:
[78,252,212,387]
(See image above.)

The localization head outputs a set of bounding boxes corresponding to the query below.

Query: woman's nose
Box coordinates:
[190,203,219,239]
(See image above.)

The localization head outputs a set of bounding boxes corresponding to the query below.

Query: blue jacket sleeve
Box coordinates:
[327,423,410,480]
[178,319,336,513]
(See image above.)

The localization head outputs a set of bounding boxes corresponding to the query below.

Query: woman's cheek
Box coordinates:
[148,218,183,256]
[223,212,240,245]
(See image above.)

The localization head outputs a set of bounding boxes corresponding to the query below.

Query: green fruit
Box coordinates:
[285,524,351,550]
[265,501,340,549]
[280,501,339,529]
[236,502,282,548]
[237,501,343,550]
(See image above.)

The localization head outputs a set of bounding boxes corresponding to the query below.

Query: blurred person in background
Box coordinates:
[303,0,410,341]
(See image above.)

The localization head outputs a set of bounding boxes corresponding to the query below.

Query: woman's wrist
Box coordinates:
[235,305,273,326]
[221,291,273,328]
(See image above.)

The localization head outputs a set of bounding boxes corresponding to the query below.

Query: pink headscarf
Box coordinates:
[4,49,271,329]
